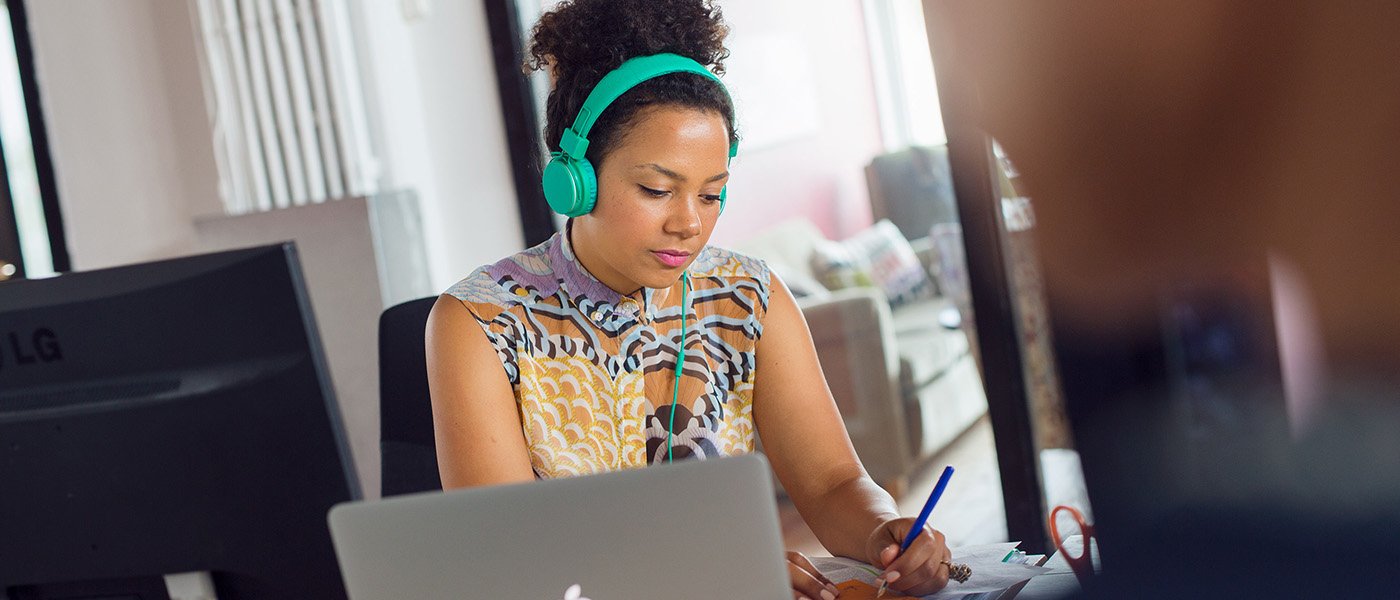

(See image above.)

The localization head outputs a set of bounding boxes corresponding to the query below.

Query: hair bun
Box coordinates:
[527,0,731,81]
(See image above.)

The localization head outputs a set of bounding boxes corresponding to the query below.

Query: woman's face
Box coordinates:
[571,105,731,294]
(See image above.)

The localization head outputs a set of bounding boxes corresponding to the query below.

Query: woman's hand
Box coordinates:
[864,518,952,597]
[786,550,840,600]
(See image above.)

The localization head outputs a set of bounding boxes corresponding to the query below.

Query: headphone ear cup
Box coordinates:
[568,157,598,216]
[542,154,599,217]
[718,186,727,215]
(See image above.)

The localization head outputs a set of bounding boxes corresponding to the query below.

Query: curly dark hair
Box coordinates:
[525,0,739,169]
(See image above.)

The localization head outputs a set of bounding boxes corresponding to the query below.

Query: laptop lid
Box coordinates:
[328,454,790,599]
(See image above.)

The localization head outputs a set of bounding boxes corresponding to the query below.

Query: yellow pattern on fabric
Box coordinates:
[446,229,771,480]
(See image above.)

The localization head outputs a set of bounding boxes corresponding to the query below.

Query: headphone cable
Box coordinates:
[667,272,690,463]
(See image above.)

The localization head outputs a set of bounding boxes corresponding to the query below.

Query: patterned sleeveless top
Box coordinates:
[445,226,772,479]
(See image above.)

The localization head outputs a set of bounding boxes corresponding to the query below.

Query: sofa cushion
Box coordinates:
[891,297,970,393]
[810,219,934,307]
[809,239,876,289]
[903,355,985,459]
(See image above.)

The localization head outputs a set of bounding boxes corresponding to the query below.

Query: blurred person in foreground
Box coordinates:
[929,2,1400,598]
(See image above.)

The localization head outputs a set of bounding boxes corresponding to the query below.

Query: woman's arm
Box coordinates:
[754,276,951,596]
[753,276,898,555]
[425,294,536,489]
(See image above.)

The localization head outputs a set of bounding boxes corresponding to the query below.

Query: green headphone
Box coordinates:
[541,53,738,217]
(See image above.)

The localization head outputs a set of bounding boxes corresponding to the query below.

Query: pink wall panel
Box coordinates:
[709,0,885,246]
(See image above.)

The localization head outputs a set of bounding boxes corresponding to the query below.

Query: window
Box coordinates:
[863,0,947,151]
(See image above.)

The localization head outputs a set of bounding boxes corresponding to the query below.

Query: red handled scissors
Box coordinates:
[1049,504,1096,585]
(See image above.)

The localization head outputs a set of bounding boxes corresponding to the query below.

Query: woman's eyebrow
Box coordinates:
[634,163,729,183]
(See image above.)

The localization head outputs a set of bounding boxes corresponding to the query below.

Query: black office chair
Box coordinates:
[378,296,442,497]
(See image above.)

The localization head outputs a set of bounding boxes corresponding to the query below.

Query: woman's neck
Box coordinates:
[567,220,643,297]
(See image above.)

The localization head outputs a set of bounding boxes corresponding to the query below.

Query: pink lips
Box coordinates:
[652,250,690,268]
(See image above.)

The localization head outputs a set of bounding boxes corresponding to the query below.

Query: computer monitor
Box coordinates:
[1050,259,1400,596]
[1052,265,1291,539]
[0,243,359,599]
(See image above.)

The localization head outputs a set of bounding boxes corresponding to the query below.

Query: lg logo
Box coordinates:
[0,327,63,373]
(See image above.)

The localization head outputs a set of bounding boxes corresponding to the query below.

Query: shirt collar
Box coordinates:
[552,220,626,310]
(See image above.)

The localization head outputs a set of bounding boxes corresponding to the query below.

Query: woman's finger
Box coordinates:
[905,538,952,595]
[883,526,937,578]
[878,543,899,569]
[866,521,906,566]
[786,554,838,600]
[883,528,946,594]
[786,551,839,591]
[930,540,953,590]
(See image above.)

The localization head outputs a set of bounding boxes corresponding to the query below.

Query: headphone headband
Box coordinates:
[557,53,737,160]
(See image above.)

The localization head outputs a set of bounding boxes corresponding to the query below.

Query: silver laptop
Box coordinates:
[328,454,791,599]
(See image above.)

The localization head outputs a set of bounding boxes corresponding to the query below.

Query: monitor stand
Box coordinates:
[7,572,216,600]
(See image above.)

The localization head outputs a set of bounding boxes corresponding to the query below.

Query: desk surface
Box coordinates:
[1004,535,1097,600]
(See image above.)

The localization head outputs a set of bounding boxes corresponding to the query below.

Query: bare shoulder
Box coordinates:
[756,271,808,340]
[427,268,514,372]
[688,244,772,286]
[427,293,474,338]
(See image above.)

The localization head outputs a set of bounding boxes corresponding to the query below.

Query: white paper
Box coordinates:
[809,543,1051,600]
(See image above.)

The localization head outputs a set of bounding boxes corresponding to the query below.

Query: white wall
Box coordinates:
[31,0,526,289]
[711,0,886,244]
[350,0,525,291]
[24,0,532,498]
[28,0,885,279]
[28,0,221,271]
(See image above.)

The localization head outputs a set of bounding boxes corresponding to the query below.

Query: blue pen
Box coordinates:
[877,466,955,597]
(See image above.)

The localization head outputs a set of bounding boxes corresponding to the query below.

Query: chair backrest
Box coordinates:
[378,296,441,497]
[866,144,958,241]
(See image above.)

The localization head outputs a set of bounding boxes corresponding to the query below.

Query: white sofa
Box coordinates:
[733,219,988,496]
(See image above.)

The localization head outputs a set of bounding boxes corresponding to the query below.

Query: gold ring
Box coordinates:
[941,559,972,584]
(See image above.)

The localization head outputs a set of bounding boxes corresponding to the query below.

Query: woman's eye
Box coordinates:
[701,194,723,204]
[639,185,669,197]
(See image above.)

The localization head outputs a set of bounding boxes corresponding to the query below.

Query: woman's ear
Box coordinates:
[544,57,558,87]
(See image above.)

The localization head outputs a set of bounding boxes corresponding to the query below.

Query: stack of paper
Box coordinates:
[808,543,1051,600]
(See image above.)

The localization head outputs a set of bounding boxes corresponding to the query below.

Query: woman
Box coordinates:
[426,1,952,597]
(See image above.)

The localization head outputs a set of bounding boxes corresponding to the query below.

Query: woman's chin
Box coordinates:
[631,269,683,290]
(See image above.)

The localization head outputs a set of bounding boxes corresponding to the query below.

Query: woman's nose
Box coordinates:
[666,198,702,237]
